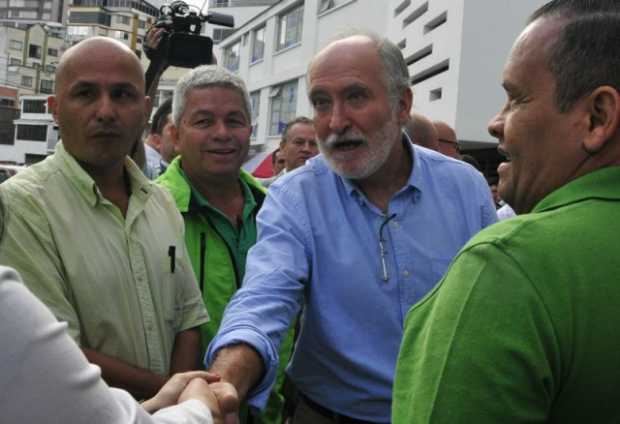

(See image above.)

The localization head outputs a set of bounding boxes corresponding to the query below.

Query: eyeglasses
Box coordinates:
[379,213,397,282]
[438,138,460,152]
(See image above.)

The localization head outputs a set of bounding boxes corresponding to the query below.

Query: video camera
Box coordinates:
[147,0,234,68]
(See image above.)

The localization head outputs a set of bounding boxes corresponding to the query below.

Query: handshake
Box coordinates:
[142,371,240,424]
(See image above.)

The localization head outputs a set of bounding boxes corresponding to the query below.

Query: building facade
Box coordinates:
[0,0,69,25]
[0,23,66,97]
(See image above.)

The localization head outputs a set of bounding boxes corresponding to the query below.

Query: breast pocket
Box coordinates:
[159,245,183,332]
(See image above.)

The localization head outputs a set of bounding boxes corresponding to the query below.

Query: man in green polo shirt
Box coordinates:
[157,65,292,424]
[0,37,209,400]
[392,1,620,422]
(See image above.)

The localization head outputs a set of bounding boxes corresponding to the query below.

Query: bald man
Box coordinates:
[434,120,461,159]
[0,37,208,399]
[404,112,439,150]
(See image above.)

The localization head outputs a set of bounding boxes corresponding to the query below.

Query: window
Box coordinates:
[394,0,411,17]
[403,2,428,28]
[40,79,54,94]
[429,87,442,101]
[10,58,21,65]
[17,124,47,142]
[138,19,146,29]
[69,11,111,26]
[9,40,23,50]
[318,0,334,13]
[19,10,38,18]
[269,80,297,136]
[212,0,229,6]
[23,99,46,113]
[47,47,59,56]
[28,44,42,59]
[424,11,447,34]
[45,65,56,73]
[68,26,91,37]
[224,41,240,72]
[21,76,33,87]
[250,91,260,137]
[212,28,235,44]
[117,14,130,25]
[276,5,303,51]
[251,26,265,63]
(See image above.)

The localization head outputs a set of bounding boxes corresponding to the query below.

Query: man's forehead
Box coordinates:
[188,86,245,108]
[309,37,381,89]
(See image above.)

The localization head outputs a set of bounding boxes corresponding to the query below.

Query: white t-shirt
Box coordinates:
[0,266,213,424]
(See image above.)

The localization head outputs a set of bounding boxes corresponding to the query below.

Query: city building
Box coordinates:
[0,22,66,97]
[0,0,69,25]
[0,94,58,164]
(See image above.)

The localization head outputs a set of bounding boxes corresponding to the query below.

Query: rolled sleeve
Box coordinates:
[205,177,309,409]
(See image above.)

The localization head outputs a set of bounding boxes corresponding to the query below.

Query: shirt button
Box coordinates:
[403,270,410,277]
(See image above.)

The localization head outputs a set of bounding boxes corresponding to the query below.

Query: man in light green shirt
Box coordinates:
[0,37,208,400]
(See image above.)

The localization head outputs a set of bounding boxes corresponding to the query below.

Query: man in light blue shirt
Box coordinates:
[205,30,496,423]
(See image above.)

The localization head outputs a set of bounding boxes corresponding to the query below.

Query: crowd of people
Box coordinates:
[1,0,620,423]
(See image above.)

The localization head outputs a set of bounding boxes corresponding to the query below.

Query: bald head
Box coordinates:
[434,120,461,159]
[405,112,439,151]
[56,37,144,95]
[48,36,149,171]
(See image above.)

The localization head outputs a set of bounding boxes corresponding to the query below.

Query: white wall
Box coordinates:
[455,0,547,145]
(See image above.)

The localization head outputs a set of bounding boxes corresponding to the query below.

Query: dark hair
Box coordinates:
[281,116,314,145]
[529,0,620,112]
[150,98,173,135]
[271,147,281,166]
[461,154,482,172]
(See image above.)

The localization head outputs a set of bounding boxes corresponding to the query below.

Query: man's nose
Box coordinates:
[329,102,351,134]
[487,113,504,140]
[212,120,231,140]
[95,94,116,122]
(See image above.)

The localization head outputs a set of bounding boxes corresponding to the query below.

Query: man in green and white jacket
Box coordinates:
[157,65,292,424]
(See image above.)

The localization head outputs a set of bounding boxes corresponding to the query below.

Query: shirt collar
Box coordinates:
[55,142,153,207]
[533,166,620,213]
[180,167,257,221]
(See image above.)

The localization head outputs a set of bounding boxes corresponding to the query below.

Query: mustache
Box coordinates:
[321,129,367,149]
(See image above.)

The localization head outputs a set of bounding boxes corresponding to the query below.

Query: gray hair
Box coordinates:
[172,65,252,127]
[307,28,410,108]
[528,0,620,112]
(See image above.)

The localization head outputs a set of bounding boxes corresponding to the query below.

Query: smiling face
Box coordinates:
[172,86,251,182]
[49,39,149,170]
[308,36,409,181]
[488,17,591,214]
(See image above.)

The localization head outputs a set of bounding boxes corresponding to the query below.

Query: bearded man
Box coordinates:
[204,30,496,424]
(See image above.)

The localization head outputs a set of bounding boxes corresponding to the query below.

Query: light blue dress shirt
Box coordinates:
[206,139,497,422]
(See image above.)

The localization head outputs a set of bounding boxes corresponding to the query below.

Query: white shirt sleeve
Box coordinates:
[0,266,213,424]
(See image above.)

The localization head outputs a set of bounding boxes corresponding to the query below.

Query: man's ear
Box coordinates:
[170,124,181,153]
[144,95,153,121]
[583,86,620,154]
[397,88,413,125]
[48,96,59,123]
